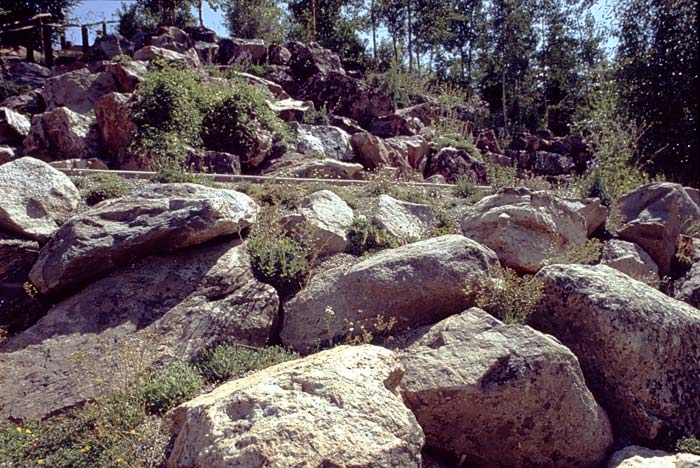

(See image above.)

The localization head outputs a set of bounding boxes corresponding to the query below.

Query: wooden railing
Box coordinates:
[0,12,119,67]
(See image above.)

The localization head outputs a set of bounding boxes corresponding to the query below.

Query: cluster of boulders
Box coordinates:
[1,154,699,466]
[2,26,596,184]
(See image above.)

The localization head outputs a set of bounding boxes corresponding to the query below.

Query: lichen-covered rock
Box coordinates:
[23,106,98,160]
[371,194,435,242]
[460,188,587,273]
[350,132,412,172]
[167,345,424,468]
[615,182,700,275]
[105,60,148,93]
[281,235,498,352]
[0,157,80,241]
[95,92,134,157]
[606,445,700,468]
[531,264,700,441]
[282,190,354,255]
[29,183,258,294]
[286,41,345,80]
[292,123,354,161]
[427,146,488,184]
[399,308,613,468]
[94,33,134,60]
[133,46,201,67]
[0,241,278,420]
[561,197,608,236]
[676,262,700,309]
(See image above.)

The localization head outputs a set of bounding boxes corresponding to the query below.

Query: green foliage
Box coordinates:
[676,437,700,455]
[132,62,286,173]
[547,239,603,266]
[246,208,310,295]
[465,266,544,324]
[139,362,203,415]
[84,174,129,206]
[196,344,299,384]
[117,0,195,38]
[347,218,399,256]
[302,105,331,126]
[225,0,285,43]
[484,159,518,190]
[0,79,32,102]
[453,177,478,199]
[150,164,214,186]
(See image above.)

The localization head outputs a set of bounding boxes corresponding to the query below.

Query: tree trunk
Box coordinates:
[392,33,398,63]
[407,0,413,73]
[311,0,317,41]
[371,0,377,60]
[198,0,204,27]
[502,68,509,137]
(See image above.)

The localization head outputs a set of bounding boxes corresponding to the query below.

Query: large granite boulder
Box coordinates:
[0,157,80,241]
[601,239,659,282]
[167,345,424,468]
[615,182,700,275]
[281,190,354,256]
[150,26,193,53]
[291,123,354,161]
[371,194,435,243]
[399,308,613,468]
[217,37,267,64]
[94,33,134,59]
[41,68,117,114]
[606,446,700,468]
[133,46,201,67]
[460,188,587,273]
[286,41,345,80]
[0,107,31,144]
[350,132,412,172]
[386,135,431,172]
[281,235,499,352]
[0,241,279,420]
[676,262,700,309]
[427,146,488,184]
[29,183,259,294]
[561,197,608,236]
[95,92,135,157]
[300,72,394,128]
[530,264,700,441]
[0,234,41,334]
[23,106,98,160]
[105,60,148,93]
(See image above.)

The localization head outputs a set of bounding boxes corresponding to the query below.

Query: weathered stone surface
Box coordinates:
[368,112,422,138]
[0,235,41,333]
[194,41,219,65]
[267,98,313,122]
[350,132,412,172]
[2,61,51,88]
[676,262,700,309]
[29,183,259,294]
[616,182,700,275]
[287,41,344,80]
[534,150,575,175]
[95,92,134,157]
[282,190,354,255]
[460,188,587,273]
[48,158,109,170]
[530,264,700,441]
[94,33,134,59]
[399,308,613,468]
[0,157,80,241]
[0,144,16,164]
[562,197,608,236]
[41,68,117,114]
[0,241,278,420]
[281,235,499,352]
[371,194,435,242]
[23,106,98,160]
[105,60,148,93]
[133,46,201,67]
[217,38,267,64]
[167,345,424,468]
[601,239,659,282]
[300,71,394,128]
[386,135,431,172]
[606,446,700,468]
[151,26,193,53]
[0,89,46,115]
[0,107,31,144]
[427,146,488,184]
[186,149,241,174]
[235,71,288,99]
[292,123,354,160]
[268,43,291,65]
[266,157,364,179]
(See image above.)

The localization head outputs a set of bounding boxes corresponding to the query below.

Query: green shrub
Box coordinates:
[139,362,203,415]
[484,159,518,190]
[347,218,399,256]
[84,173,129,206]
[453,177,478,199]
[0,79,31,102]
[151,163,213,186]
[196,345,299,384]
[465,266,544,324]
[676,437,700,455]
[431,210,459,237]
[246,208,310,295]
[547,239,603,266]
[302,105,331,126]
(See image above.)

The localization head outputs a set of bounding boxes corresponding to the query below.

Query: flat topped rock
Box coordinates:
[167,345,424,468]
[29,183,259,294]
[0,156,80,241]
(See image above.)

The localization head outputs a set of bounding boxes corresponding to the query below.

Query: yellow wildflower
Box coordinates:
[129,429,137,435]
[16,427,22,433]
[25,428,32,434]
[116,458,124,464]
[37,460,44,465]
[80,445,92,453]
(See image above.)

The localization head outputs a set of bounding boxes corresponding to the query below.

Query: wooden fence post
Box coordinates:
[42,23,54,67]
[102,21,107,36]
[81,24,89,52]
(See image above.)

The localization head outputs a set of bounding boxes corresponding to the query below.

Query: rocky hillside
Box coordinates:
[1,26,700,468]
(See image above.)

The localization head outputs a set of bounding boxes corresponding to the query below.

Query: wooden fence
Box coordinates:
[0,12,119,66]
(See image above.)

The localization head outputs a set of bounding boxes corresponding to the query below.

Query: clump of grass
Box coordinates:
[237,181,304,209]
[547,239,603,266]
[453,177,478,200]
[150,163,213,186]
[431,210,459,237]
[676,436,700,455]
[465,266,544,324]
[246,208,311,296]
[84,173,130,206]
[302,105,330,126]
[196,344,299,384]
[139,362,203,415]
[347,218,399,256]
[0,79,32,102]
[484,159,518,190]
